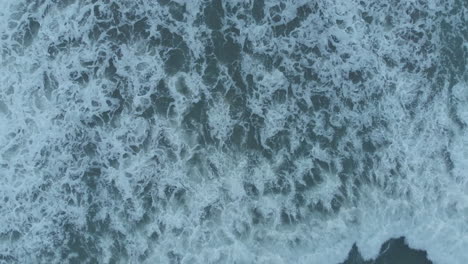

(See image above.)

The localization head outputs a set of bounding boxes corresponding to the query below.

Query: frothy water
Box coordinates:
[0,0,467,263]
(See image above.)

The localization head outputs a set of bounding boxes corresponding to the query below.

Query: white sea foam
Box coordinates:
[0,0,467,263]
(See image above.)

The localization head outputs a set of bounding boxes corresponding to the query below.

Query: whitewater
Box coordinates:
[0,0,467,263]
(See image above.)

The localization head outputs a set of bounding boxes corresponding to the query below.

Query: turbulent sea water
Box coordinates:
[0,0,467,263]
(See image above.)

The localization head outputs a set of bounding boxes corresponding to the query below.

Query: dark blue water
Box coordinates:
[342,237,431,264]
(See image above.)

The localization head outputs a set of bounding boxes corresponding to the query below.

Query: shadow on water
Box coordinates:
[340,237,432,264]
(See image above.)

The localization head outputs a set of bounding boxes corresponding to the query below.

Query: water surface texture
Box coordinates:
[0,0,467,263]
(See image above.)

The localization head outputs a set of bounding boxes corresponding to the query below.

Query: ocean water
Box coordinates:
[0,0,467,263]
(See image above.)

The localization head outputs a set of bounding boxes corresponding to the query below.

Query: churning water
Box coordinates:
[0,0,467,263]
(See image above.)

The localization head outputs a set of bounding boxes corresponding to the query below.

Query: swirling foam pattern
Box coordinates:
[0,0,467,263]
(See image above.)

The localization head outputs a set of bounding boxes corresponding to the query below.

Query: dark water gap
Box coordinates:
[340,237,431,264]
